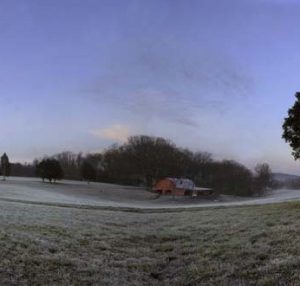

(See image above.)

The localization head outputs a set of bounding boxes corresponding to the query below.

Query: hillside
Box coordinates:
[272,172,300,183]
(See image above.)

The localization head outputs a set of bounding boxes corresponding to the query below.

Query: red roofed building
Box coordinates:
[153,177,195,196]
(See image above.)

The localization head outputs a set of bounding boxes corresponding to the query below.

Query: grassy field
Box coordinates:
[0,200,300,285]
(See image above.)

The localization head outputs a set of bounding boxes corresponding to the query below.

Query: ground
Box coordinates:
[0,178,299,285]
[1,199,300,285]
[1,177,300,209]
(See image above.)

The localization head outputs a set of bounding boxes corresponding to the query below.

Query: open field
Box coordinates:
[0,178,299,284]
[0,177,300,209]
[0,199,300,285]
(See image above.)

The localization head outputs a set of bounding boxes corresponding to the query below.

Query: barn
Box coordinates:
[153,177,195,196]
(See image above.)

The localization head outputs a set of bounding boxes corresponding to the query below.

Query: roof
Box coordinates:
[167,177,195,189]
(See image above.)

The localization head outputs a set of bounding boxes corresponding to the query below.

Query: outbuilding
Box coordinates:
[153,177,195,196]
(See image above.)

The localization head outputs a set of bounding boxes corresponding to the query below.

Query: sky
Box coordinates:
[0,0,300,173]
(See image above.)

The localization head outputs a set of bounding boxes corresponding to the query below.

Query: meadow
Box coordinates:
[0,199,299,285]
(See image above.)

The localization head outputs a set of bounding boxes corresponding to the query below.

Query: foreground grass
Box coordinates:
[0,201,299,285]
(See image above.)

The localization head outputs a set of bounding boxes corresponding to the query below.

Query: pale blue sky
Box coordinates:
[0,0,300,173]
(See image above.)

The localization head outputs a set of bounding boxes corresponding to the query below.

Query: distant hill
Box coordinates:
[272,173,300,183]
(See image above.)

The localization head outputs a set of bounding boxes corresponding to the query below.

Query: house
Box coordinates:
[153,177,195,196]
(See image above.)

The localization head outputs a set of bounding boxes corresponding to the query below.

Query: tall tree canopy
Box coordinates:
[124,135,182,186]
[283,92,300,159]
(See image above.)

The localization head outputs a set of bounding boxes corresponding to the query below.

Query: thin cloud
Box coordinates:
[82,44,253,126]
[126,89,199,127]
[90,124,131,142]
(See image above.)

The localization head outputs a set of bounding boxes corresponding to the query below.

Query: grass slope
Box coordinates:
[0,200,299,285]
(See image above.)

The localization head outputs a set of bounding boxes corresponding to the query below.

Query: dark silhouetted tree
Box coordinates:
[80,161,96,183]
[283,92,300,159]
[125,135,182,186]
[53,151,80,179]
[210,160,254,196]
[36,159,64,183]
[254,163,272,194]
[1,153,10,180]
[85,153,104,180]
[10,163,35,177]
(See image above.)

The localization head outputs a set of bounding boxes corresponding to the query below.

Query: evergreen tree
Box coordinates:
[1,153,10,180]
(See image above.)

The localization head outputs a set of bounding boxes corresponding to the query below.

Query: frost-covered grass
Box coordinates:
[2,178,300,209]
[0,200,300,285]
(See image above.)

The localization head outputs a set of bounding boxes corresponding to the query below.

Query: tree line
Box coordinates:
[7,90,300,196]
[7,135,272,196]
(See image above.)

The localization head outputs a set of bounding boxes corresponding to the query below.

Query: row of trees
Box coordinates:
[5,90,300,196]
[34,157,97,183]
[27,135,272,196]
